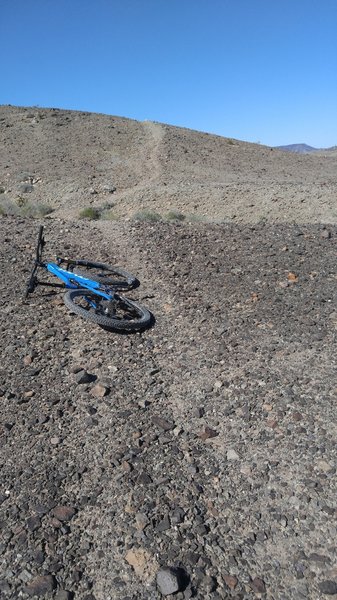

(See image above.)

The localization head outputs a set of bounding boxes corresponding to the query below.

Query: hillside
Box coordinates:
[1,105,337,223]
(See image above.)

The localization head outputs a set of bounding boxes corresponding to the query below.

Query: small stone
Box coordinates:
[240,464,252,476]
[137,471,152,485]
[26,515,41,531]
[156,516,171,532]
[309,553,331,564]
[318,580,337,595]
[75,370,94,384]
[195,523,209,536]
[199,426,218,441]
[91,383,110,397]
[122,461,133,473]
[287,272,298,282]
[250,577,266,594]
[152,415,175,431]
[55,591,72,600]
[156,568,180,596]
[292,411,302,422]
[19,569,32,583]
[320,229,332,239]
[53,505,76,522]
[316,460,333,473]
[50,436,60,445]
[171,507,185,524]
[199,575,217,593]
[279,515,287,528]
[135,512,149,531]
[24,355,33,365]
[25,575,56,596]
[227,449,240,461]
[24,390,35,398]
[223,574,238,590]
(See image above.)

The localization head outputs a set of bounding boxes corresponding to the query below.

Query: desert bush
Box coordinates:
[0,198,20,216]
[79,207,100,220]
[102,184,116,194]
[0,198,53,217]
[101,210,119,221]
[21,203,54,217]
[17,183,34,193]
[133,210,162,222]
[165,210,185,222]
[101,202,115,211]
[17,171,34,182]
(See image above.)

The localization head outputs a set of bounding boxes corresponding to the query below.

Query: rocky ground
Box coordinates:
[1,215,336,599]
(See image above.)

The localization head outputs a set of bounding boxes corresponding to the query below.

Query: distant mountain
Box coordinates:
[275,144,319,154]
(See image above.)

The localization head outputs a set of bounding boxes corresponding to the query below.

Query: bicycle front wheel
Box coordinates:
[70,260,137,290]
[63,289,151,331]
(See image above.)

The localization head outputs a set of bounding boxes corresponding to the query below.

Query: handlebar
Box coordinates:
[23,225,46,299]
[36,225,45,262]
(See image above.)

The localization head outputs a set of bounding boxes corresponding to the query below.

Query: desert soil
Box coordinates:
[0,106,337,599]
[1,105,337,223]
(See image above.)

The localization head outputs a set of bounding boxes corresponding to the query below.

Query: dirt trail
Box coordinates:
[142,120,165,182]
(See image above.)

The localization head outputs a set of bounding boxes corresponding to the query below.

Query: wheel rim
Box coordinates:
[71,292,143,322]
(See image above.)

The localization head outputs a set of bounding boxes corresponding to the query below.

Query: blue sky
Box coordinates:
[1,0,336,147]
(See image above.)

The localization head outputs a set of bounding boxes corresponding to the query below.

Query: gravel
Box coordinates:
[0,215,336,599]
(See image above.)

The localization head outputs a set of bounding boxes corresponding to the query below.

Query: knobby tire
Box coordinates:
[63,289,151,331]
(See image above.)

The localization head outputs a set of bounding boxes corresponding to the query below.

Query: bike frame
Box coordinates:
[45,262,112,300]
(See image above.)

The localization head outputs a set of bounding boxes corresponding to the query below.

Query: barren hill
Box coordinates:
[1,105,336,223]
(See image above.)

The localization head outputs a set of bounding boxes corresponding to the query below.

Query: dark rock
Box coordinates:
[318,581,337,595]
[152,415,175,431]
[250,577,266,593]
[137,471,152,485]
[171,507,185,524]
[53,505,76,522]
[309,553,331,564]
[26,515,41,531]
[156,516,171,532]
[75,370,95,384]
[156,568,180,596]
[195,523,209,536]
[25,575,56,596]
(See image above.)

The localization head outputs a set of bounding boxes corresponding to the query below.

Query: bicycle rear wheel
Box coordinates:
[63,289,151,331]
[70,260,137,290]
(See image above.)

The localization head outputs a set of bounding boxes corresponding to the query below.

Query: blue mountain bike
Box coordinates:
[24,226,152,331]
